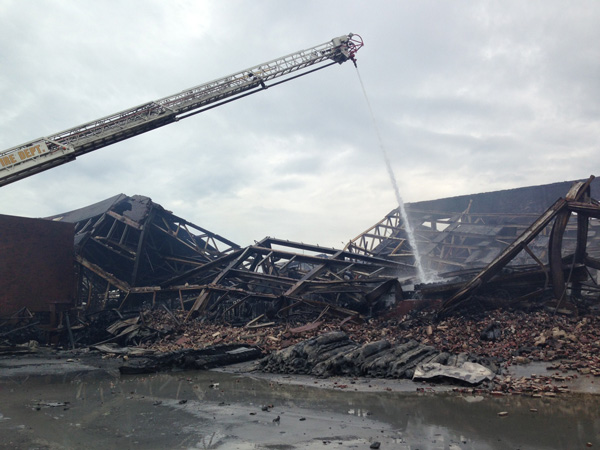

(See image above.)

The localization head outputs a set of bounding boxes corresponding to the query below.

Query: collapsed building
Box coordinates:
[46,193,409,325]
[58,176,600,318]
[1,177,599,346]
[348,176,600,314]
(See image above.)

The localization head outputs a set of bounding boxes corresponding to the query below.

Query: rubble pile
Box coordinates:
[4,177,586,350]
[2,180,599,396]
[401,310,600,372]
[102,308,354,353]
[136,308,599,368]
[107,304,598,391]
[490,373,576,396]
[258,331,495,385]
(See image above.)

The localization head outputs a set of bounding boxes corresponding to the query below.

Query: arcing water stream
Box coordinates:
[355,68,432,284]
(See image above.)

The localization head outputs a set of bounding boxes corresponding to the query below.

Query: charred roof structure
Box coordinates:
[48,194,240,312]
[49,194,409,326]
[348,176,600,314]
[347,179,600,269]
[38,176,600,335]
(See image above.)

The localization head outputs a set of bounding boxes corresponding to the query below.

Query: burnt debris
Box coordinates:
[2,177,600,354]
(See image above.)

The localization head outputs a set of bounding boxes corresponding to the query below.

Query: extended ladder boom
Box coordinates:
[0,34,363,187]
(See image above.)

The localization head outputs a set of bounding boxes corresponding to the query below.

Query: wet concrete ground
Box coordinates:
[0,352,599,449]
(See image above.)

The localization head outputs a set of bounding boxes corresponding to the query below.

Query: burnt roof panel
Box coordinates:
[47,194,128,224]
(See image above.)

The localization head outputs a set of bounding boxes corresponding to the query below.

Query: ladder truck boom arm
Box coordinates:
[0,34,363,187]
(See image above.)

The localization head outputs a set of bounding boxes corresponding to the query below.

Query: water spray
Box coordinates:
[354,68,433,284]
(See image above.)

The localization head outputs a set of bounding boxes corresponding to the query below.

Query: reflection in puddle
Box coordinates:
[1,369,599,449]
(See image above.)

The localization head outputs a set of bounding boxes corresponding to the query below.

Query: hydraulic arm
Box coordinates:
[0,34,363,187]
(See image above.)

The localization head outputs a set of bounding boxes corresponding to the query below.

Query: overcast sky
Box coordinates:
[1,1,599,248]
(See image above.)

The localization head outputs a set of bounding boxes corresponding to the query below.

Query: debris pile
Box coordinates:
[2,179,600,394]
[137,306,599,375]
[118,344,262,374]
[408,310,600,373]
[258,331,495,385]
[0,175,579,343]
[0,307,43,351]
[101,304,598,391]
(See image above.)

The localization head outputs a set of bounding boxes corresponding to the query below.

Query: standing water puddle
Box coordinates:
[0,369,598,449]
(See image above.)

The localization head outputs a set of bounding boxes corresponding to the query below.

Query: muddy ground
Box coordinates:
[0,350,599,449]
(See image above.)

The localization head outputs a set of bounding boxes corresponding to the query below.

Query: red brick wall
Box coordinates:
[0,214,75,316]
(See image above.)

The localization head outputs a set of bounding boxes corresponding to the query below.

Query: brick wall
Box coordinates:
[0,214,75,316]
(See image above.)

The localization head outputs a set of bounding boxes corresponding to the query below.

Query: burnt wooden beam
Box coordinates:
[186,247,252,319]
[549,178,594,302]
[163,249,245,286]
[131,209,155,286]
[107,210,143,230]
[441,197,568,314]
[566,201,600,218]
[442,176,595,314]
[76,255,131,292]
[283,250,344,298]
[584,255,600,271]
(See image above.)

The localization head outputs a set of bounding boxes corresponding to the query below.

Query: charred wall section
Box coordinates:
[0,214,75,316]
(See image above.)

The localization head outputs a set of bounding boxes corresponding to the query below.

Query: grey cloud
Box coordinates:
[2,1,600,247]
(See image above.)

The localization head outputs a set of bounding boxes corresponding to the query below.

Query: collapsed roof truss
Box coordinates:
[54,177,600,322]
[60,198,406,322]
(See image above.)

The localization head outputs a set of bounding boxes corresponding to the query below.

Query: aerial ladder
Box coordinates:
[0,34,363,187]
